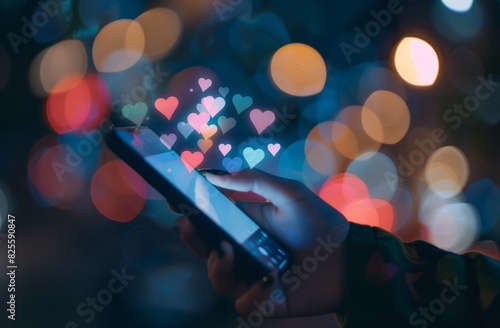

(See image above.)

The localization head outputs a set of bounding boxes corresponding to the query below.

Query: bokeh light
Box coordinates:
[136,8,182,61]
[90,160,146,222]
[347,151,398,201]
[425,202,479,253]
[46,75,91,134]
[425,146,470,198]
[361,90,410,144]
[441,0,474,12]
[318,172,395,231]
[30,40,88,96]
[419,187,460,224]
[389,185,414,232]
[170,0,214,26]
[394,37,439,86]
[270,43,327,96]
[465,179,500,233]
[329,121,359,160]
[93,19,145,73]
[305,121,342,175]
[333,105,382,159]
[319,173,369,211]
[45,74,111,134]
[27,139,86,207]
[279,140,331,192]
[341,199,380,228]
[433,1,483,42]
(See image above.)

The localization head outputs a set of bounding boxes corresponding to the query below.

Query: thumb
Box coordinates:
[236,201,277,233]
[205,169,302,206]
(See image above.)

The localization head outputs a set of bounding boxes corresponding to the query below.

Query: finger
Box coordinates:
[176,217,211,258]
[209,241,247,298]
[198,168,229,176]
[205,169,303,206]
[235,270,281,316]
[206,244,226,280]
[199,169,266,202]
[225,190,267,203]
[168,203,180,214]
[236,201,277,232]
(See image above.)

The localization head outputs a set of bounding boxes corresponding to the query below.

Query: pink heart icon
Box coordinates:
[249,109,276,135]
[218,116,236,134]
[198,78,212,92]
[267,143,281,156]
[187,112,210,134]
[202,96,225,117]
[155,96,179,120]
[160,133,177,149]
[218,144,232,156]
[200,124,218,140]
[181,151,204,173]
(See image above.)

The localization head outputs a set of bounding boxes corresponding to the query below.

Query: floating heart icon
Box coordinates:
[218,144,232,156]
[219,87,229,98]
[122,102,148,126]
[177,122,194,139]
[249,109,276,134]
[222,157,243,173]
[187,112,210,134]
[267,143,281,156]
[200,124,218,140]
[243,147,265,169]
[181,151,204,173]
[232,94,253,114]
[197,139,213,153]
[198,78,212,92]
[160,133,177,149]
[196,103,207,113]
[202,96,226,117]
[217,116,236,134]
[155,96,178,120]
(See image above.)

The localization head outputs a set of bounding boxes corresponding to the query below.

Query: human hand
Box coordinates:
[176,169,350,318]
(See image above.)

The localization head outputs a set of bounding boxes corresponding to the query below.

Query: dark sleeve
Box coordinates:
[336,223,500,328]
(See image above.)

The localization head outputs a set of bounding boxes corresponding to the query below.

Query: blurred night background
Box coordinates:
[1,0,500,327]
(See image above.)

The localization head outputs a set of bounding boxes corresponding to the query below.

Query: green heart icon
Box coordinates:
[122,102,148,126]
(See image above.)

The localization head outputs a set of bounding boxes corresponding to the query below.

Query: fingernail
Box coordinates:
[200,169,229,176]
[260,274,274,288]
[205,173,228,184]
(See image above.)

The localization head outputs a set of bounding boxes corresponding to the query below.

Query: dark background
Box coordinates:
[1,0,500,327]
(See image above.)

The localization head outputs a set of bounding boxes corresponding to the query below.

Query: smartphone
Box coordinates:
[106,125,291,284]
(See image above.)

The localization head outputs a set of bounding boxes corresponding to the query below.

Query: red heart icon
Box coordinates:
[155,96,179,120]
[180,151,204,173]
